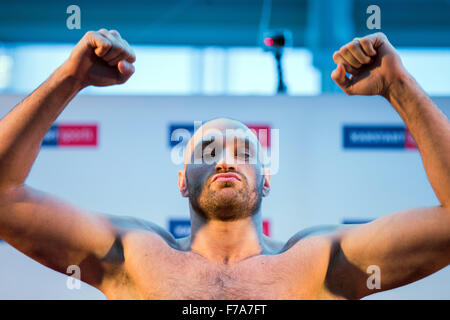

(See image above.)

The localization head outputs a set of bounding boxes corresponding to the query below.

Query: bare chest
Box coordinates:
[107,247,324,300]
[148,259,295,299]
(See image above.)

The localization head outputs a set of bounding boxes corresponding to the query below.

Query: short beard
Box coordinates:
[187,175,263,222]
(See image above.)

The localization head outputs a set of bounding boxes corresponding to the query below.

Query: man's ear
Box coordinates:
[178,170,189,197]
[262,168,271,197]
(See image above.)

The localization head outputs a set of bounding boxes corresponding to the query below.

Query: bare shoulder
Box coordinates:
[105,214,178,248]
[257,225,351,274]
[279,224,348,253]
[97,214,182,274]
[276,225,356,299]
[97,214,179,297]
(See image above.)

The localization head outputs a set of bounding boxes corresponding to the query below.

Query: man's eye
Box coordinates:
[204,148,217,158]
[237,152,250,158]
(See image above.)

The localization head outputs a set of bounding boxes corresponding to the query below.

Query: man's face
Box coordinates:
[179,119,270,221]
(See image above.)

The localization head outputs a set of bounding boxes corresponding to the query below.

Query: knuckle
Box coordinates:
[359,38,369,47]
[375,32,387,42]
[103,39,112,48]
[116,45,125,54]
[121,51,131,61]
[110,29,120,37]
[108,40,121,51]
[339,46,348,54]
[124,41,133,53]
[98,28,108,34]
[347,42,356,51]
[100,42,112,53]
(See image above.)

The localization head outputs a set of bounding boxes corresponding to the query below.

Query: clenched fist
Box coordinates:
[331,32,408,97]
[61,29,136,88]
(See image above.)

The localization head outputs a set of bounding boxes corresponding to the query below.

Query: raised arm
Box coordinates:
[325,33,450,299]
[0,29,136,289]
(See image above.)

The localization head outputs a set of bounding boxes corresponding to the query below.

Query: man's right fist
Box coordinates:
[61,29,136,88]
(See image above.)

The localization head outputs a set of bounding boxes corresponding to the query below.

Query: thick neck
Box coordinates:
[188,203,265,265]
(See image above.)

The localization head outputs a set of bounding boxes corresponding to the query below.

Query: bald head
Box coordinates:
[184,117,261,167]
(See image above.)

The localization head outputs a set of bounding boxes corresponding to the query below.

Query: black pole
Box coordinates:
[274,51,287,94]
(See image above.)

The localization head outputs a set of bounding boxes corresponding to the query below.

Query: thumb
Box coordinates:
[331,63,352,94]
[117,60,135,82]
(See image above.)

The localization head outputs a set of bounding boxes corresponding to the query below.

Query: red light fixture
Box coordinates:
[264,37,273,46]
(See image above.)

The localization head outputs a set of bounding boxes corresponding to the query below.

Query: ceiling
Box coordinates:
[0,0,449,47]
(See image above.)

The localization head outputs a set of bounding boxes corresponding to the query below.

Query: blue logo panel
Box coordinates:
[42,125,58,146]
[169,219,191,238]
[343,126,405,149]
[168,124,195,147]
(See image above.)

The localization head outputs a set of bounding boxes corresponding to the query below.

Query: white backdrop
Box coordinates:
[0,94,448,299]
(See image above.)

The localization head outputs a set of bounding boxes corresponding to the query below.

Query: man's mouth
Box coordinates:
[212,173,241,183]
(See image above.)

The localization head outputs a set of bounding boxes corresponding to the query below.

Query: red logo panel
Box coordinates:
[263,219,270,236]
[58,125,98,146]
[246,124,271,148]
[405,128,418,149]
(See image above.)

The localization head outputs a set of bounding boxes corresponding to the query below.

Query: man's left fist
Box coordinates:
[331,32,408,97]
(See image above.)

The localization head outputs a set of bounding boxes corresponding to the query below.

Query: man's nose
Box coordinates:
[214,150,236,172]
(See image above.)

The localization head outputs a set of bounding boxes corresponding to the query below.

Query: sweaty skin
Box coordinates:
[0,30,449,299]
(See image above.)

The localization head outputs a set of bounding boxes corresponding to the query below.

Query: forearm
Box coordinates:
[386,73,450,207]
[0,65,83,190]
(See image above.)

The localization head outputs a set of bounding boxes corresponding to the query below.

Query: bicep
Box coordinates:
[331,206,450,298]
[0,185,117,287]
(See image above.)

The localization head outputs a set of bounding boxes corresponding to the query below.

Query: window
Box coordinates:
[0,43,448,96]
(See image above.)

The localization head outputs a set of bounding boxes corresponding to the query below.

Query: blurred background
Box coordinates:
[0,0,449,299]
[1,0,450,95]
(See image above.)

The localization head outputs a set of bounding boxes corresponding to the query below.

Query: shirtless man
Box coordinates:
[0,29,449,300]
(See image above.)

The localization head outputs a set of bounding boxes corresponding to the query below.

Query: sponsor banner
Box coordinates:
[341,218,374,224]
[169,218,271,238]
[42,124,98,147]
[262,219,270,236]
[168,122,272,149]
[343,125,417,150]
[246,124,271,148]
[168,123,194,148]
[404,128,418,149]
